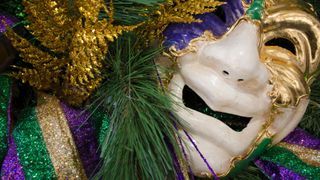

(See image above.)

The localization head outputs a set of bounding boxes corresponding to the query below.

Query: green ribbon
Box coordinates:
[0,75,11,165]
[13,106,57,179]
[260,146,320,179]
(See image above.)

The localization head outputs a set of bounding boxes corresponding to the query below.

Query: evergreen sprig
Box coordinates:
[299,76,320,137]
[103,0,165,25]
[92,34,183,179]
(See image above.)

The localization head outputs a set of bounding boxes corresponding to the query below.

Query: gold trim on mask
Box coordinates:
[168,17,261,58]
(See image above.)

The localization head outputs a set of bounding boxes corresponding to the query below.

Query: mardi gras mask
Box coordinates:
[159,0,320,177]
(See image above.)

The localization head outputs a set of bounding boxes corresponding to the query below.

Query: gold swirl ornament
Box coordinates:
[261,0,320,144]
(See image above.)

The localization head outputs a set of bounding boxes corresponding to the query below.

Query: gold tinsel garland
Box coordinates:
[5,0,136,106]
[5,0,222,106]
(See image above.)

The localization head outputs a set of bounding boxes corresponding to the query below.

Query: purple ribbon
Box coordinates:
[255,128,320,179]
[255,159,306,180]
[0,13,16,33]
[1,81,25,180]
[282,128,320,150]
[60,103,100,178]
[1,137,25,180]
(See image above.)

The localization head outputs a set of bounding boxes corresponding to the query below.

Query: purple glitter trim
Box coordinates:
[255,159,306,180]
[163,0,244,50]
[174,124,194,180]
[283,128,320,150]
[1,78,24,180]
[0,14,16,33]
[1,137,25,180]
[60,103,100,178]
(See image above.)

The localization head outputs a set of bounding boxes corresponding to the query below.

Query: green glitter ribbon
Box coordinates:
[0,75,11,165]
[259,146,320,179]
[246,0,265,20]
[13,107,57,179]
[89,108,110,145]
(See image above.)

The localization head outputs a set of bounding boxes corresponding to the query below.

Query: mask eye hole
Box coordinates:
[265,38,296,55]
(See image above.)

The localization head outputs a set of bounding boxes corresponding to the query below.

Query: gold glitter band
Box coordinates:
[36,93,87,179]
[278,142,320,167]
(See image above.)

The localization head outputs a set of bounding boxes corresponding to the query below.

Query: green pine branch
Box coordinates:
[102,0,165,25]
[91,33,183,179]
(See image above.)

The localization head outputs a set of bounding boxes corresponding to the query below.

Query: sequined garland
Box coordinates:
[36,93,87,179]
[12,107,56,179]
[0,76,11,165]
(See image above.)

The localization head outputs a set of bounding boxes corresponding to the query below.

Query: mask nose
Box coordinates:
[200,20,269,90]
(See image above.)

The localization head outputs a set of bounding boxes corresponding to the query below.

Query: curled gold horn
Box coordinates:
[262,0,320,84]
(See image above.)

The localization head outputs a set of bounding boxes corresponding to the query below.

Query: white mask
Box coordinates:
[159,0,320,177]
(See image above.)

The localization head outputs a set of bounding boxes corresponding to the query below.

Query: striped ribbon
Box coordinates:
[256,128,320,179]
[1,92,104,179]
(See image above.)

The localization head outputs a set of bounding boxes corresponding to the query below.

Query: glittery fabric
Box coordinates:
[0,76,11,164]
[1,137,25,180]
[255,159,306,180]
[259,146,320,179]
[163,0,244,50]
[13,107,56,179]
[0,14,16,33]
[277,142,320,167]
[60,102,100,177]
[90,108,110,145]
[283,128,320,150]
[36,93,87,179]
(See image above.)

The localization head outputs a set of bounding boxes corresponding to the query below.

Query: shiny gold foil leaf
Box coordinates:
[6,0,136,106]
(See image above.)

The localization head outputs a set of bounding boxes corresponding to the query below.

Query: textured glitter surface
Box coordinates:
[0,14,16,33]
[163,0,243,50]
[90,108,110,145]
[36,93,87,179]
[255,159,306,180]
[0,76,11,164]
[60,102,100,178]
[1,137,25,180]
[259,146,320,179]
[278,142,320,167]
[13,106,56,179]
[283,128,320,150]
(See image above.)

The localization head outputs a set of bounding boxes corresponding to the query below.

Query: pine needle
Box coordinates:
[299,76,320,137]
[91,33,183,179]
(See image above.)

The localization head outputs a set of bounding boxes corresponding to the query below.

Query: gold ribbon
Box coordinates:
[278,142,320,167]
[36,93,87,179]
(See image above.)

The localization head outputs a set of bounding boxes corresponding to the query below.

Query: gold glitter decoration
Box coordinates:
[36,92,87,179]
[5,0,136,106]
[278,142,320,167]
[140,0,223,43]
